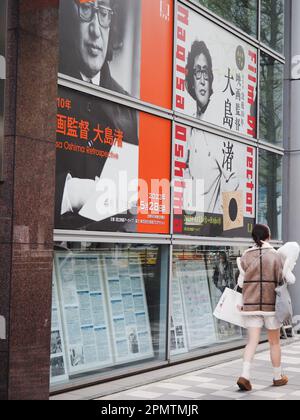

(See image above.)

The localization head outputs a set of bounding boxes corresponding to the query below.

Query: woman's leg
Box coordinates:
[268,329,281,369]
[268,328,288,385]
[237,327,261,390]
[240,327,261,381]
[244,327,261,363]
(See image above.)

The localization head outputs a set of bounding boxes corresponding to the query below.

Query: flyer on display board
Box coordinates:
[170,267,188,356]
[175,3,257,138]
[102,255,154,363]
[173,123,256,237]
[177,260,216,349]
[50,271,69,384]
[55,254,114,375]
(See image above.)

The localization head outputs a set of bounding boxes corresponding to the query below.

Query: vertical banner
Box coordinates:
[175,3,257,138]
[59,0,173,109]
[0,0,7,181]
[173,123,256,237]
[55,87,171,234]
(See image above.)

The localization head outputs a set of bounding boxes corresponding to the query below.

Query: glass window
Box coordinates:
[50,242,168,387]
[259,53,283,146]
[196,0,258,37]
[171,245,247,359]
[258,150,283,240]
[261,0,284,54]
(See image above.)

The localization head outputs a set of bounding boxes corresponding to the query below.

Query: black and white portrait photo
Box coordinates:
[186,40,214,119]
[59,0,141,98]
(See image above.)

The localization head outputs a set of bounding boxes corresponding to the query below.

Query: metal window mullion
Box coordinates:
[54,229,172,245]
[257,48,261,142]
[258,141,284,155]
[256,146,260,224]
[166,243,173,362]
[259,44,285,64]
[258,0,262,44]
[58,74,174,121]
[174,112,259,147]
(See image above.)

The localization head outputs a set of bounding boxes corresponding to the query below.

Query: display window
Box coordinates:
[55,87,171,234]
[195,0,258,38]
[173,123,256,237]
[258,150,283,241]
[50,243,168,386]
[58,0,173,109]
[175,3,258,138]
[170,245,247,358]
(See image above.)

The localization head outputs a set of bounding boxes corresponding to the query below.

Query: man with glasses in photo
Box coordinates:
[59,0,126,94]
[56,0,139,232]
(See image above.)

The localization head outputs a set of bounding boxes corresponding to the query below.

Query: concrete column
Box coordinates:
[0,0,59,399]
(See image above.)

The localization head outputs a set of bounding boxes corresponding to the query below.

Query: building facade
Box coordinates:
[0,0,298,400]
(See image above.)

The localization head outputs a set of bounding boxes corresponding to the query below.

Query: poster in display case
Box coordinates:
[170,268,188,356]
[50,271,68,384]
[51,251,154,381]
[54,253,114,375]
[178,260,216,349]
[102,255,154,363]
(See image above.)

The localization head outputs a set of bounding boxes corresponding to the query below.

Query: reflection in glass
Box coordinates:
[261,0,284,53]
[51,242,168,386]
[171,245,247,359]
[258,150,282,240]
[197,0,258,37]
[259,53,283,146]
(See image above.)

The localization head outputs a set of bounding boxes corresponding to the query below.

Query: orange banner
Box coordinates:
[140,0,173,109]
[137,113,171,234]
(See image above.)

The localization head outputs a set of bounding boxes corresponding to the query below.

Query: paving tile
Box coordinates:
[211,390,247,399]
[195,382,231,391]
[250,390,287,399]
[170,390,205,399]
[127,390,164,399]
[152,383,191,391]
[178,375,217,383]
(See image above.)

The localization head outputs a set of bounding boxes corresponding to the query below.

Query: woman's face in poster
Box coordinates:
[193,53,210,110]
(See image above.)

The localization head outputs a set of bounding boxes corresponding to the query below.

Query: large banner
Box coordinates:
[173,123,256,237]
[175,3,257,138]
[59,0,173,109]
[55,86,171,234]
[0,0,7,181]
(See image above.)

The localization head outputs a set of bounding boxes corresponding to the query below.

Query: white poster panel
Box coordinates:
[170,267,188,356]
[175,4,257,138]
[50,270,69,384]
[103,256,154,363]
[173,124,256,237]
[178,260,216,349]
[55,254,114,375]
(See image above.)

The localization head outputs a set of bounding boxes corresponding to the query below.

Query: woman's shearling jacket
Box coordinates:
[237,242,285,316]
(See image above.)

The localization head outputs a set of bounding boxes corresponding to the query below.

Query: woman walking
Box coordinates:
[236,224,296,391]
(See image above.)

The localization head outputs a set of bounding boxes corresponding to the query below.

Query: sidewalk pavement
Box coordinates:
[51,338,300,400]
[96,340,300,401]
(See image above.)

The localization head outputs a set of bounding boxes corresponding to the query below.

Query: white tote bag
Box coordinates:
[213,287,246,328]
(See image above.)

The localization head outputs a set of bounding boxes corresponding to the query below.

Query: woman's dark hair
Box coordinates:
[185,40,214,108]
[252,224,271,247]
